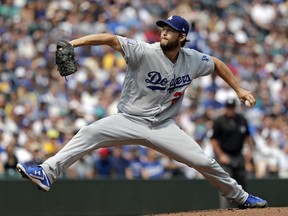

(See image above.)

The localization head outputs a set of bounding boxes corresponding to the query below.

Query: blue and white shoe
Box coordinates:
[239,194,268,209]
[16,163,51,192]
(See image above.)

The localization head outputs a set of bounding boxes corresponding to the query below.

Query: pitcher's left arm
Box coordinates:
[212,57,256,107]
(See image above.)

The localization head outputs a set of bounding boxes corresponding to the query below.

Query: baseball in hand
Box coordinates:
[245,100,253,108]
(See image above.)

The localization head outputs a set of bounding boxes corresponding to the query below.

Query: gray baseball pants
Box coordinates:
[41,113,248,204]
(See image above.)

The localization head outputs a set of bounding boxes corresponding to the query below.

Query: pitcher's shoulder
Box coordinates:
[181,48,212,61]
[182,47,204,56]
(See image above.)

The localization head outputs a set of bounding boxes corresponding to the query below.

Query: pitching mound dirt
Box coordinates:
[156,207,288,216]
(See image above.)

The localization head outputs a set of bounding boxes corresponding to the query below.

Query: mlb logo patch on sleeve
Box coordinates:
[201,55,209,62]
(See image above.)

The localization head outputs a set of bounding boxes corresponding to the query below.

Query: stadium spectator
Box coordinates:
[140,149,165,180]
[110,146,130,178]
[125,147,143,179]
[93,147,112,178]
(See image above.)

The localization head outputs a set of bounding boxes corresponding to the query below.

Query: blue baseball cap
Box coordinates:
[156,15,190,36]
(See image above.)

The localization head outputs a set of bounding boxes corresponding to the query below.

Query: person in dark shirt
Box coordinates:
[110,146,129,178]
[94,148,112,178]
[4,144,18,176]
[210,98,255,208]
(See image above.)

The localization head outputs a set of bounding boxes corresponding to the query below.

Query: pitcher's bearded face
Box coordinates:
[160,26,181,51]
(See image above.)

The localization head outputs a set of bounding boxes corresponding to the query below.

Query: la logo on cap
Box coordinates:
[167,16,173,20]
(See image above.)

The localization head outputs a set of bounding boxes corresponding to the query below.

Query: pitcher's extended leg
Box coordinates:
[41,114,147,183]
[147,120,248,205]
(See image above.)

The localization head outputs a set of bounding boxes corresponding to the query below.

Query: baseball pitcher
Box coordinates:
[16,15,267,209]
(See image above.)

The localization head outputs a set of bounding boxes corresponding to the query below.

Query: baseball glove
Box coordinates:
[55,40,77,78]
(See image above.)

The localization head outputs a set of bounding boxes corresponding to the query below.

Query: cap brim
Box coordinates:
[156,20,180,32]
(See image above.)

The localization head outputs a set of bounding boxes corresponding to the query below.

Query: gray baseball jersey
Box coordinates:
[41,36,248,205]
[117,36,214,123]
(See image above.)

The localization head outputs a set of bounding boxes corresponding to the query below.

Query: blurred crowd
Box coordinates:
[0,0,287,180]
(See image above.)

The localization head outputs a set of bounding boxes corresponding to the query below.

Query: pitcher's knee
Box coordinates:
[198,157,214,167]
[186,156,214,169]
[78,125,91,135]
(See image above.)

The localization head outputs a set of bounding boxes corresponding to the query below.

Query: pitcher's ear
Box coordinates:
[181,33,187,41]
